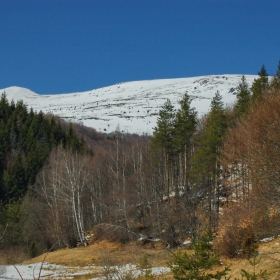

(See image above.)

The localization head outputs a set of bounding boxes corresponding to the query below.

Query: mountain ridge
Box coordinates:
[1,75,257,135]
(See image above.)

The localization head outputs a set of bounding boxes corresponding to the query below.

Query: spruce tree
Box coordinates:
[174,94,197,154]
[169,230,229,280]
[270,61,280,90]
[67,123,84,151]
[0,97,84,203]
[235,75,251,118]
[152,99,176,200]
[0,93,10,122]
[192,91,228,229]
[202,91,227,169]
[276,60,280,80]
[152,99,176,158]
[173,93,197,190]
[3,153,27,202]
[251,65,269,102]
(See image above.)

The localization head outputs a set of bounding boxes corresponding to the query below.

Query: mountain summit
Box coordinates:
[1,75,257,135]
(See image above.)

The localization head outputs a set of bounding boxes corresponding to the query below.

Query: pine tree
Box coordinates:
[152,99,175,156]
[205,91,227,157]
[0,120,9,201]
[151,99,176,201]
[276,60,280,80]
[0,93,10,122]
[174,94,197,154]
[3,153,27,202]
[235,75,251,118]
[173,93,197,190]
[0,97,84,204]
[67,123,85,151]
[192,91,228,229]
[151,96,198,241]
[169,230,229,280]
[251,65,269,102]
[270,61,280,90]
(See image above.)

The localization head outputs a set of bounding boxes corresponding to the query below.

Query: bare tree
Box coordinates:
[37,146,91,247]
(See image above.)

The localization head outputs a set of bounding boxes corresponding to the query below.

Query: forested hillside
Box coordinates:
[0,94,86,202]
[0,95,86,256]
[1,63,280,262]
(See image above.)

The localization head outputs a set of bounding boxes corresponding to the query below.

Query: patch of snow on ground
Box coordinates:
[1,262,170,279]
[260,237,275,243]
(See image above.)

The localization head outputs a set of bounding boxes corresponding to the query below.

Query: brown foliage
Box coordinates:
[217,88,280,257]
[222,88,280,205]
[214,205,258,258]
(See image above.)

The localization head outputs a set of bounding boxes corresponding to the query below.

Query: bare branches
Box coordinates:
[0,224,8,241]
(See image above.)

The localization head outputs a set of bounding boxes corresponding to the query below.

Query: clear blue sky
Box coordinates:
[1,0,279,94]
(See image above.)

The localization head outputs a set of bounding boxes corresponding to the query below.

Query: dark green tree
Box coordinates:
[235,75,251,118]
[151,96,198,243]
[67,123,85,152]
[169,230,229,280]
[0,97,84,204]
[3,153,27,202]
[152,99,176,156]
[192,91,228,229]
[0,93,13,123]
[173,93,197,194]
[151,99,176,201]
[270,61,280,90]
[194,91,227,171]
[174,93,197,154]
[251,65,269,102]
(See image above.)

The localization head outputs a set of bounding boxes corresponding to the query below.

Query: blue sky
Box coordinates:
[0,0,279,94]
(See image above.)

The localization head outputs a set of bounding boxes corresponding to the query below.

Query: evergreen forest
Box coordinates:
[1,62,280,261]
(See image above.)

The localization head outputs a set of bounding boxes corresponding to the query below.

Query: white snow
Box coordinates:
[260,237,275,243]
[1,75,257,135]
[0,262,170,279]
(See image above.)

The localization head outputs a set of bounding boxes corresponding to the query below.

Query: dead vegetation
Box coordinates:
[23,240,170,268]
[19,237,280,279]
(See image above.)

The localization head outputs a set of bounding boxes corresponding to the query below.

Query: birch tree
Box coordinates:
[37,147,90,247]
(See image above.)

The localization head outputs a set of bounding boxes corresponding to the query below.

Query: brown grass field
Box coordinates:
[22,238,280,279]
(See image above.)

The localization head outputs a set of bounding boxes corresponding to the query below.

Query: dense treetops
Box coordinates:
[0,93,85,203]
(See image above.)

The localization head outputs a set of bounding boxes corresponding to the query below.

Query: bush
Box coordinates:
[138,253,154,279]
[242,235,258,259]
[214,206,258,258]
[169,230,229,280]
[240,253,267,280]
[93,224,133,243]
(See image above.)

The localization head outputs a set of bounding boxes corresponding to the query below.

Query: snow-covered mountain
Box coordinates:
[1,75,257,135]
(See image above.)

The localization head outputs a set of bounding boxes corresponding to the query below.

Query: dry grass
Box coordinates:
[23,240,170,268]
[22,237,280,279]
[209,238,280,280]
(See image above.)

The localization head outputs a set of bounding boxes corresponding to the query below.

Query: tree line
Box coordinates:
[0,94,85,255]
[1,62,280,259]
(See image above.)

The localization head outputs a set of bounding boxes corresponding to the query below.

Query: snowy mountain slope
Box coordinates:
[1,75,257,135]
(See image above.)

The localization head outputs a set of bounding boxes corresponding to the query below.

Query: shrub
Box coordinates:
[169,230,229,280]
[93,224,133,243]
[240,253,267,280]
[214,206,258,258]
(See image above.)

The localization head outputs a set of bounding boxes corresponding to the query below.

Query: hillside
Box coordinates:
[3,238,280,279]
[1,75,257,135]
[2,70,280,279]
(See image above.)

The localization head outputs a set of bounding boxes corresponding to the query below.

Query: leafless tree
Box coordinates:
[37,146,91,247]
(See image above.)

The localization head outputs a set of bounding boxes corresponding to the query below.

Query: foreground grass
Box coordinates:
[220,239,280,280]
[23,240,170,268]
[22,238,280,279]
